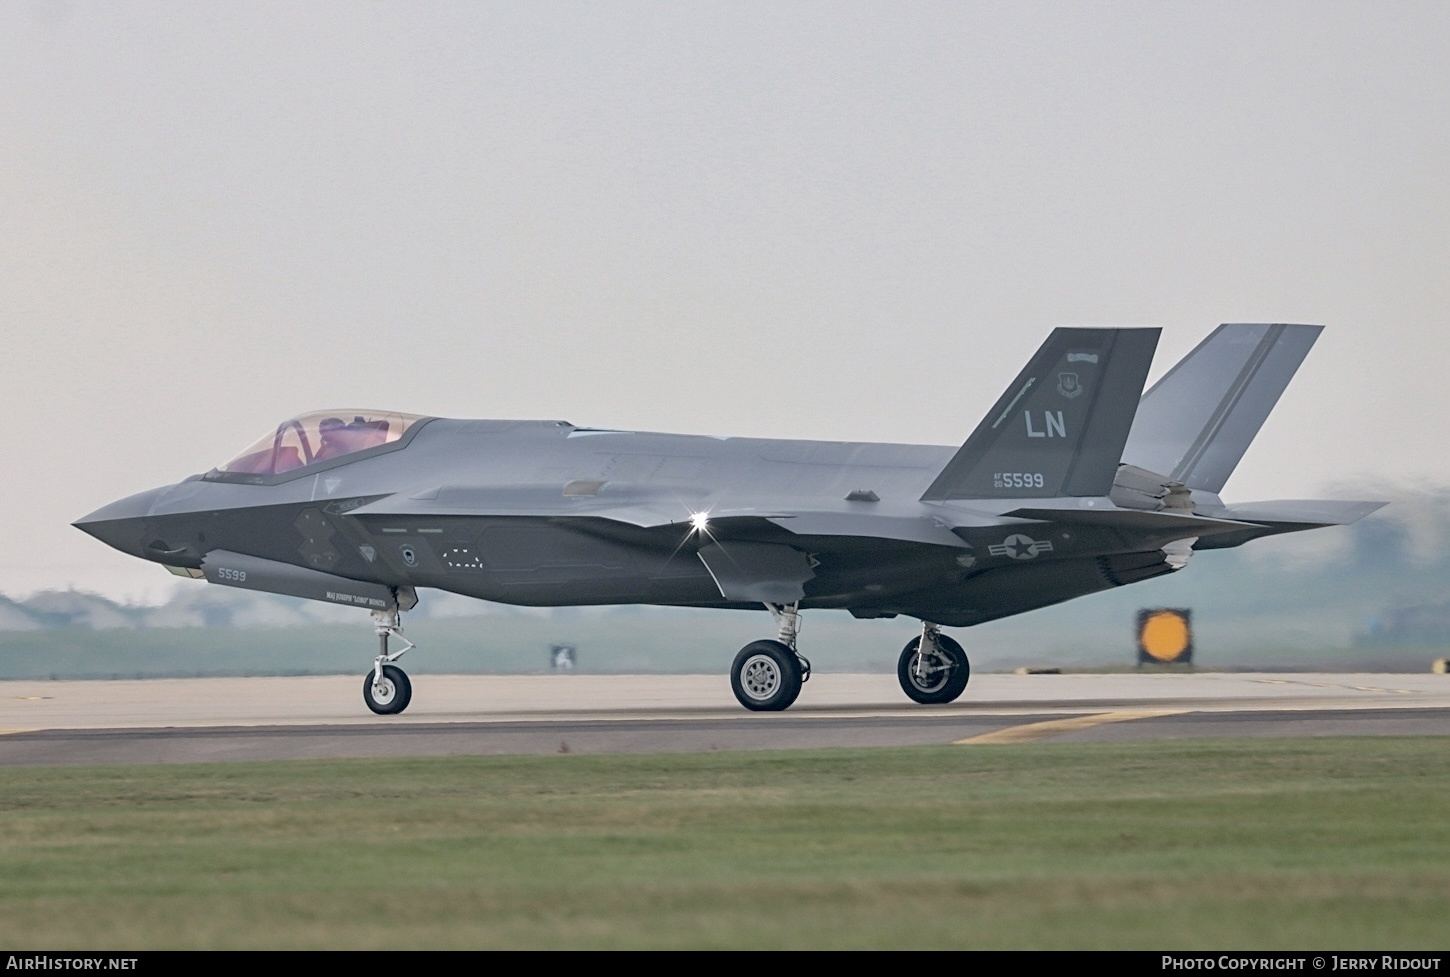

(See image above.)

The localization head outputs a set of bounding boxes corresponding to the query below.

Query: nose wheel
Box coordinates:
[363,608,415,715]
[364,664,412,715]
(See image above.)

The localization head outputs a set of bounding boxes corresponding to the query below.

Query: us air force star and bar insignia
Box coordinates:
[988,534,1054,560]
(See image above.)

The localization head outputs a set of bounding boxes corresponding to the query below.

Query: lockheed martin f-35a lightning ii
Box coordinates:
[75,324,1382,714]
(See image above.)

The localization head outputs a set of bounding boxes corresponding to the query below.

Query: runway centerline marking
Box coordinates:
[954,710,1187,745]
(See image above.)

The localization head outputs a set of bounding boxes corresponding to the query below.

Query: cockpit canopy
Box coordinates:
[215,410,429,478]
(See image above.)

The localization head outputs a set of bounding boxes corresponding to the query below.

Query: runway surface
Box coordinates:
[1,672,1447,765]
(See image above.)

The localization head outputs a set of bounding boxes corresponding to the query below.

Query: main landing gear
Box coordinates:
[730,602,812,711]
[729,610,971,711]
[896,621,970,705]
[363,608,415,715]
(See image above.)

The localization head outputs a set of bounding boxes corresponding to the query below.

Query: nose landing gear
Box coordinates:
[363,608,415,715]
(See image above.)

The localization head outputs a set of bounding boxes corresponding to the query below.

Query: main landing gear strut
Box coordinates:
[729,602,812,711]
[363,608,415,715]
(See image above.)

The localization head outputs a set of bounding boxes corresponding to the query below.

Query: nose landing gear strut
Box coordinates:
[363,607,415,715]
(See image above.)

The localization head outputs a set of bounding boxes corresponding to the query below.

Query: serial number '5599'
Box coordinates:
[216,567,247,582]
[994,472,1044,489]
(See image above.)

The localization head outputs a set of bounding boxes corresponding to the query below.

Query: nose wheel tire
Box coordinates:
[730,640,804,712]
[897,634,970,705]
[364,664,413,715]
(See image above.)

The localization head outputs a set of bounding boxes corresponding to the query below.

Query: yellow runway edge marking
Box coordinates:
[955,709,1187,744]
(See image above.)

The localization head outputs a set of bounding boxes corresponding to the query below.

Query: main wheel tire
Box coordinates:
[364,664,413,715]
[730,640,804,712]
[897,634,970,705]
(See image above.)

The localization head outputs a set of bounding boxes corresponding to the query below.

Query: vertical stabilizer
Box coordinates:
[921,328,1160,501]
[1122,324,1321,493]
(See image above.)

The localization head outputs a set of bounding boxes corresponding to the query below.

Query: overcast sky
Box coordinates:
[4,1,1448,601]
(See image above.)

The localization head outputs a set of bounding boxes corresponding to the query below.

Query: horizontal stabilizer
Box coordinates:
[1004,506,1259,542]
[1183,498,1385,551]
[1124,323,1321,493]
[921,328,1160,501]
[1222,499,1387,527]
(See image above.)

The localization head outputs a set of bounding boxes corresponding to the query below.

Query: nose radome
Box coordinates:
[72,486,171,557]
[74,485,171,526]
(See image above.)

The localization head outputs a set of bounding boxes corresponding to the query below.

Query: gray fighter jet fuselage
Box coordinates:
[75,324,1382,714]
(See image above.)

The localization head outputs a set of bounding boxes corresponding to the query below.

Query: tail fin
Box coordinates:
[921,327,1159,501]
[1122,323,1321,493]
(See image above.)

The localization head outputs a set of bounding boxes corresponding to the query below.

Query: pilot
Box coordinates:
[314,417,349,461]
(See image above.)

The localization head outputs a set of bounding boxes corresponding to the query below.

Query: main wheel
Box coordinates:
[730,640,803,712]
[364,664,412,715]
[897,634,970,705]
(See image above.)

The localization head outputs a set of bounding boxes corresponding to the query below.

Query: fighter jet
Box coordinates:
[75,324,1382,715]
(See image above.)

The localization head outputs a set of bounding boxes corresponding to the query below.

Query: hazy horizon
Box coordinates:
[6,2,1448,600]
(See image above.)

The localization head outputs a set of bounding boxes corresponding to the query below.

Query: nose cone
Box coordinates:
[73,486,171,558]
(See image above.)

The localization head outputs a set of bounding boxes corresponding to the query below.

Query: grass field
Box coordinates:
[1,737,1447,949]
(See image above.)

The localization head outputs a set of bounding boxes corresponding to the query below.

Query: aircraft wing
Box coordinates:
[345,483,791,529]
[348,489,977,547]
